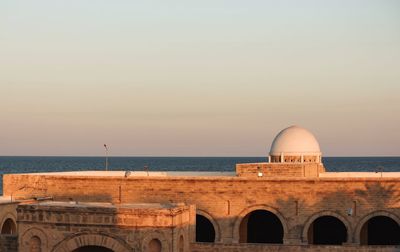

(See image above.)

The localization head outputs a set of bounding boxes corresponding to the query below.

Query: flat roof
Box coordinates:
[7,170,400,178]
[17,171,237,177]
[319,172,400,178]
[19,201,184,209]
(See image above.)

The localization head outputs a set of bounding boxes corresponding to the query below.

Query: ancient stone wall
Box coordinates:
[16,202,192,252]
[3,174,400,246]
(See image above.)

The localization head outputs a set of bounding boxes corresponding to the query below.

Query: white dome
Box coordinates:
[269,126,321,156]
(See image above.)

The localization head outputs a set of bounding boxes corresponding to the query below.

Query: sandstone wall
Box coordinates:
[17,202,192,252]
[236,163,324,177]
[3,174,400,245]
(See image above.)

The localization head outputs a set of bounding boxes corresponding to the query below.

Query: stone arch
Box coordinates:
[196,209,221,242]
[141,230,170,252]
[302,211,351,244]
[0,212,17,234]
[1,218,16,234]
[21,227,48,251]
[354,210,400,245]
[233,205,288,243]
[51,232,132,252]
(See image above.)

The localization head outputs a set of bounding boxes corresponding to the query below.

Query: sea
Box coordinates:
[0,156,399,194]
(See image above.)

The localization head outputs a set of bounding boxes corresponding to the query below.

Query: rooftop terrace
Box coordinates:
[15,170,400,178]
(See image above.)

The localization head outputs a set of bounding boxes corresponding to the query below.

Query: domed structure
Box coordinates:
[269,126,322,163]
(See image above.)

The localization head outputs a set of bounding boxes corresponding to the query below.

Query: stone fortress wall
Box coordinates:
[3,174,400,247]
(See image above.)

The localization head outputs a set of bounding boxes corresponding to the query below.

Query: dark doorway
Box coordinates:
[72,246,113,252]
[1,218,16,234]
[196,214,215,242]
[360,216,400,245]
[239,210,284,243]
[308,216,347,245]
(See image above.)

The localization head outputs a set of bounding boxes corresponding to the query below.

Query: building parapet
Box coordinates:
[17,201,192,228]
[236,162,325,177]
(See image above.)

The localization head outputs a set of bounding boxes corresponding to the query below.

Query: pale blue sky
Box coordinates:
[0,1,399,156]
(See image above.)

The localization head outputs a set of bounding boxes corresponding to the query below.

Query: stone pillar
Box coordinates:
[189,205,196,243]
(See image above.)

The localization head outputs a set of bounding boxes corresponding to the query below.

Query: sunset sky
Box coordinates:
[1,1,399,156]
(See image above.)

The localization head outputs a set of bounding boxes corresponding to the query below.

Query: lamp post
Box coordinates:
[376,166,384,178]
[104,144,109,171]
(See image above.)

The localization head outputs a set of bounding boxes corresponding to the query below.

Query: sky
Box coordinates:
[0,0,399,156]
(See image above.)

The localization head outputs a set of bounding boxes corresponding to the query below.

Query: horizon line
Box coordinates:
[1,155,399,158]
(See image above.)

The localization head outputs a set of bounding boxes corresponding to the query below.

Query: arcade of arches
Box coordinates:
[5,210,398,252]
[195,210,400,246]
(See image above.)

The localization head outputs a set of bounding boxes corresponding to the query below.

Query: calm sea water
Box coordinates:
[1,156,399,193]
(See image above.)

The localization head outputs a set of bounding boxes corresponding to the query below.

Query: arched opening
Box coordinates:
[196,214,215,242]
[239,210,283,243]
[29,236,41,252]
[52,233,132,252]
[148,239,162,252]
[308,216,347,245]
[178,235,184,252]
[360,216,400,245]
[72,246,114,252]
[1,218,16,234]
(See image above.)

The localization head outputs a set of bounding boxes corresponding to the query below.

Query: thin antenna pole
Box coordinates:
[104,144,109,171]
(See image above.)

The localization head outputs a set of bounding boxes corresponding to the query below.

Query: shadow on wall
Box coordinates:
[17,202,133,252]
[5,176,400,251]
[17,190,191,252]
[272,181,400,245]
[195,181,400,247]
[355,182,400,208]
